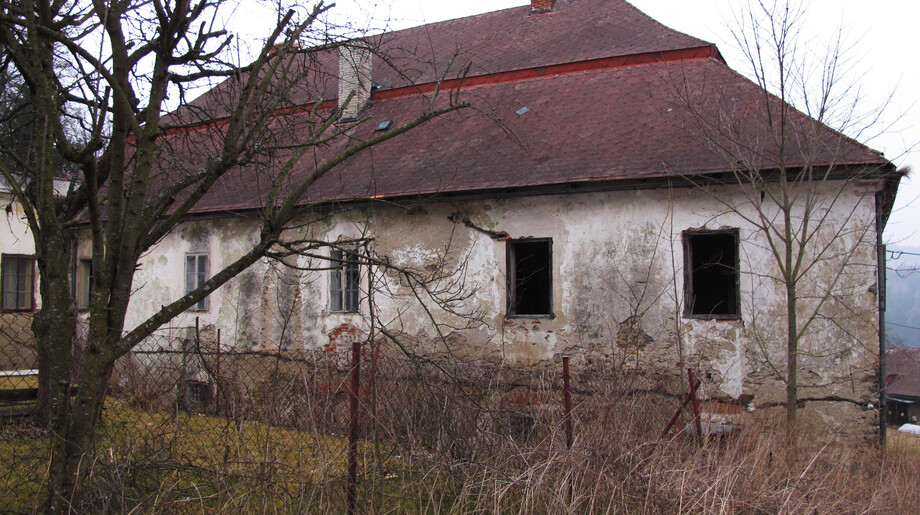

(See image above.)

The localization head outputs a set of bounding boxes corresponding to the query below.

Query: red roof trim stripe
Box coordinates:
[156,99,339,139]
[372,45,719,100]
[157,44,718,139]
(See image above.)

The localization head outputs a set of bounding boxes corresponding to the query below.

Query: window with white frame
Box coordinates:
[2,254,35,311]
[75,259,92,311]
[185,253,209,311]
[330,248,359,312]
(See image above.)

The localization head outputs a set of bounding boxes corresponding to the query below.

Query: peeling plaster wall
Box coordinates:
[113,181,882,432]
[0,192,37,258]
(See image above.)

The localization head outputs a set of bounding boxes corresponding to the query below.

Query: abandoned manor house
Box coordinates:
[59,0,900,432]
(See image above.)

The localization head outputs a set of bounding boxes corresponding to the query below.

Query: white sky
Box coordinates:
[229,0,919,247]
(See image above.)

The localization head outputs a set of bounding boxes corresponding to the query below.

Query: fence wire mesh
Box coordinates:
[1,318,692,512]
[0,312,35,372]
[4,321,911,513]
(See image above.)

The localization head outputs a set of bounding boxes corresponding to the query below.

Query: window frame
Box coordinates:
[330,247,360,313]
[682,229,741,320]
[75,258,93,311]
[0,254,36,313]
[185,253,210,312]
[506,238,554,319]
[2,254,36,312]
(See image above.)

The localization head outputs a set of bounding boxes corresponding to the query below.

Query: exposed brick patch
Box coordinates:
[325,323,359,355]
[530,0,555,13]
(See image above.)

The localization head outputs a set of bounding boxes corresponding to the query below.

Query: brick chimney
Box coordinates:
[531,0,555,13]
[338,44,373,120]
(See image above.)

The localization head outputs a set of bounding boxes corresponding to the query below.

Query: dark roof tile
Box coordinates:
[888,347,920,399]
[164,0,708,126]
[153,0,889,215]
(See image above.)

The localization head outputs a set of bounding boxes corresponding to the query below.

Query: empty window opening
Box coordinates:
[2,254,35,311]
[683,230,740,318]
[185,253,210,311]
[507,239,552,317]
[330,248,360,312]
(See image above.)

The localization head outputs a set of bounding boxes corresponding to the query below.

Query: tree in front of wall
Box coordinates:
[0,0,468,510]
[669,0,901,452]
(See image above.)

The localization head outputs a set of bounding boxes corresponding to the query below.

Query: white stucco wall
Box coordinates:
[1,193,36,252]
[103,180,882,420]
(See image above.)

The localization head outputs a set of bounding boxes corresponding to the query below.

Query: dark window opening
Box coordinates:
[2,254,35,311]
[507,239,552,317]
[331,248,360,313]
[684,230,740,319]
[508,411,536,440]
[185,380,212,411]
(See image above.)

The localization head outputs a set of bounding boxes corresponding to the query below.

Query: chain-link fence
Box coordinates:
[0,318,688,511]
[0,313,37,419]
[0,312,35,371]
[111,324,686,455]
[2,321,919,513]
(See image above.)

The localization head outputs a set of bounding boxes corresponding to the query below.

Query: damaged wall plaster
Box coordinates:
[82,182,882,434]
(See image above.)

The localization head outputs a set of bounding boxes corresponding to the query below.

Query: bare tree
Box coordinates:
[0,0,468,510]
[668,0,900,450]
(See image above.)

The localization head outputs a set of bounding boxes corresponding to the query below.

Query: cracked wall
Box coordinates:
[109,181,883,435]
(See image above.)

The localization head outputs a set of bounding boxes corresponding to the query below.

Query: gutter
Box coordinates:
[874,170,902,448]
[85,163,895,227]
[876,188,888,448]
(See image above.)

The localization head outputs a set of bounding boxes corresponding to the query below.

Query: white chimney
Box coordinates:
[338,44,373,120]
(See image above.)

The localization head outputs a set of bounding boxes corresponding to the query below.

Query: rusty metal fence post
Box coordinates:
[562,355,573,450]
[660,368,704,442]
[215,328,221,416]
[687,368,703,443]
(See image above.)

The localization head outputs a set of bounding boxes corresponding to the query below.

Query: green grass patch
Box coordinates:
[0,397,395,512]
[0,423,49,512]
[0,374,38,390]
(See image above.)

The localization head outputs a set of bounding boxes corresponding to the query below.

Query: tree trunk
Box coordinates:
[29,120,76,427]
[44,348,113,513]
[32,241,76,426]
[785,278,799,456]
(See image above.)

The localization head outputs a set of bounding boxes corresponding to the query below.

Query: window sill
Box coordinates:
[505,313,555,320]
[683,314,742,322]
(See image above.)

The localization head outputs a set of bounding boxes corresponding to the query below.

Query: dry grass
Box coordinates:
[886,427,920,456]
[2,353,918,513]
[4,411,910,513]
[376,425,920,514]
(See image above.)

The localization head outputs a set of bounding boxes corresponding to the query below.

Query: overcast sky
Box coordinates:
[230,0,919,248]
